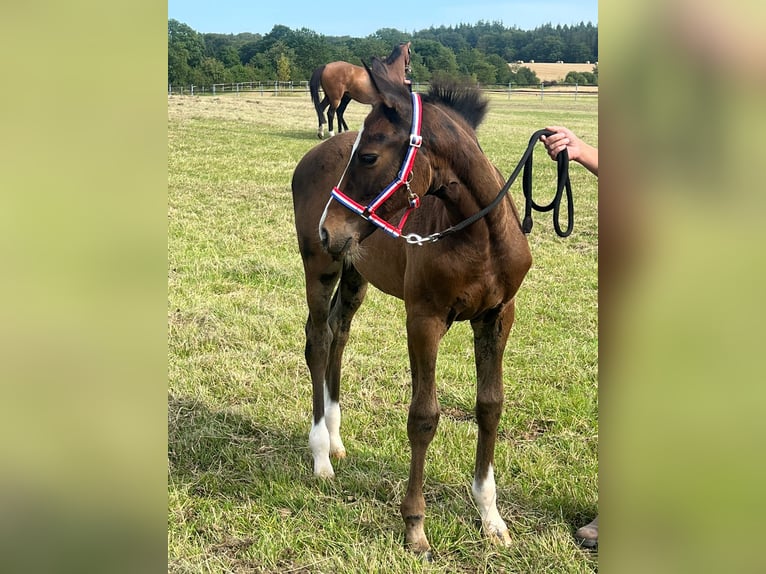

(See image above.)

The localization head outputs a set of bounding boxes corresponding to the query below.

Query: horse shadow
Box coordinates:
[168,392,595,547]
[168,394,407,505]
[262,128,333,142]
[169,394,305,500]
[435,386,597,535]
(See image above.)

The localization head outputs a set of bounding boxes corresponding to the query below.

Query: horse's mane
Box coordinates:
[422,80,489,131]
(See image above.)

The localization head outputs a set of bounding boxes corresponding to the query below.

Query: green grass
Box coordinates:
[168,91,598,573]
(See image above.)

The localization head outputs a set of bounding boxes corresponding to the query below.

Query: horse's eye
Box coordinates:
[359,154,378,166]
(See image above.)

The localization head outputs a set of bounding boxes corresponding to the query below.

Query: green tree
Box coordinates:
[512,66,540,85]
[415,39,458,77]
[288,28,333,80]
[239,41,263,67]
[226,64,257,83]
[456,49,496,84]
[486,53,512,84]
[168,19,205,86]
[218,46,241,68]
[565,71,585,84]
[248,52,275,81]
[167,19,598,86]
[200,57,226,85]
[277,53,292,82]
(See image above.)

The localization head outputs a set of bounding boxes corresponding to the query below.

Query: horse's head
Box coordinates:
[381,42,412,83]
[319,57,431,258]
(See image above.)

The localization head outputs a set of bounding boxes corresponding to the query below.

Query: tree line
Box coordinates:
[168,19,598,89]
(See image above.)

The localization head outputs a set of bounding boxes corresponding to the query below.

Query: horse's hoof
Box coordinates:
[575,516,598,548]
[489,527,512,547]
[330,447,347,460]
[312,458,335,479]
[417,549,434,563]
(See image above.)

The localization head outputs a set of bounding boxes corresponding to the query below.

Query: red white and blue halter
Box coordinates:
[330,92,423,239]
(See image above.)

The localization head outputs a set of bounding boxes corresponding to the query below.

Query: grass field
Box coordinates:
[168,90,598,573]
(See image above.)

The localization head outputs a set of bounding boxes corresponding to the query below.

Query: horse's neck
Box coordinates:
[443,177,517,241]
[430,146,518,231]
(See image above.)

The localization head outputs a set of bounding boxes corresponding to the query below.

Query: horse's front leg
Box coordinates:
[304,257,342,478]
[401,312,445,558]
[470,302,515,546]
[324,263,368,460]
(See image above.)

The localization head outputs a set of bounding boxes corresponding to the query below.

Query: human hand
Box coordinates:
[540,126,582,161]
[540,125,598,176]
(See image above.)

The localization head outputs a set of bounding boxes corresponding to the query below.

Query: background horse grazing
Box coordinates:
[292,59,532,557]
[309,42,411,139]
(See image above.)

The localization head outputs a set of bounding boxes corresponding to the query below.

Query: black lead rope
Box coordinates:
[521,129,574,238]
[415,128,574,243]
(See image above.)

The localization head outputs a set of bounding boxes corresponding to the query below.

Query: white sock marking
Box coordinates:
[324,386,345,457]
[309,417,334,478]
[472,464,509,538]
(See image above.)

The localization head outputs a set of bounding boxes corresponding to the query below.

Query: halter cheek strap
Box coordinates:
[330,92,423,239]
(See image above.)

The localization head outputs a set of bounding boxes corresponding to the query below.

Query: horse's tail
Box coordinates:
[309,66,326,126]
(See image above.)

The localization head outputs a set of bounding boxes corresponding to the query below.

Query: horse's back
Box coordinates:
[293,132,356,199]
[321,61,375,104]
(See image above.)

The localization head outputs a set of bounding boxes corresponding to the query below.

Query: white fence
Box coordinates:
[168,81,309,96]
[167,81,597,100]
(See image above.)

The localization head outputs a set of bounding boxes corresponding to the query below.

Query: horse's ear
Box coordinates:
[365,56,410,113]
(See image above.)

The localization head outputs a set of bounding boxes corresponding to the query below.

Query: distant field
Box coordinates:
[514,62,598,82]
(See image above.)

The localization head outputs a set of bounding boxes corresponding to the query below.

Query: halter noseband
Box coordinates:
[330,91,423,239]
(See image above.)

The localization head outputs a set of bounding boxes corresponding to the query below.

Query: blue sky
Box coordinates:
[168,0,598,37]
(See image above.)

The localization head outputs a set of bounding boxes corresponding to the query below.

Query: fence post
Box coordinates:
[575,82,578,101]
[540,82,543,101]
[190,84,194,96]
[508,82,512,99]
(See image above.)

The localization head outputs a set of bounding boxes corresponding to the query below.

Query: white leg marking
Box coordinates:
[309,417,334,478]
[324,386,346,458]
[472,464,511,544]
[328,130,335,137]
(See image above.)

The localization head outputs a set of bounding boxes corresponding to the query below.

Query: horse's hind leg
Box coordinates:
[337,95,351,133]
[317,97,330,139]
[327,105,337,138]
[305,255,367,478]
[470,302,515,546]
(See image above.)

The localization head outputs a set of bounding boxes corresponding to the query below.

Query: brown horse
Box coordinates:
[309,42,411,139]
[292,59,532,557]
